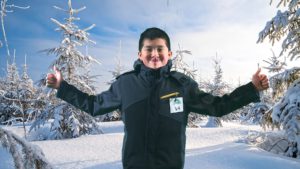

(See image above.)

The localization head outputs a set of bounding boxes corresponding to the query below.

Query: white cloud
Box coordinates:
[2,0,285,89]
[172,24,279,85]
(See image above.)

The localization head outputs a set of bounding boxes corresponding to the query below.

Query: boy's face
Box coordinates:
[138,38,172,69]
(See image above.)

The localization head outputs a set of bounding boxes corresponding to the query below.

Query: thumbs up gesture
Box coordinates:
[46,66,63,89]
[252,68,269,91]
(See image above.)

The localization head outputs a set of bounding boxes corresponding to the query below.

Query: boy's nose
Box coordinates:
[151,48,159,57]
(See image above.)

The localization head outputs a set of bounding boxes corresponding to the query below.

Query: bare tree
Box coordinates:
[0,0,29,62]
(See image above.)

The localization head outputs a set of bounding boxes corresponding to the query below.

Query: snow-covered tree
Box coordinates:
[0,127,53,169]
[0,0,30,126]
[257,0,300,60]
[206,55,228,95]
[244,51,283,125]
[77,46,100,94]
[0,0,29,124]
[20,55,33,90]
[30,0,103,139]
[18,55,41,124]
[202,55,230,127]
[0,52,22,124]
[257,0,300,158]
[0,53,38,140]
[244,102,270,125]
[263,49,287,74]
[172,44,197,79]
[5,51,20,91]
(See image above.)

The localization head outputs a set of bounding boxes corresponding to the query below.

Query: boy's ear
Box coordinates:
[168,51,173,59]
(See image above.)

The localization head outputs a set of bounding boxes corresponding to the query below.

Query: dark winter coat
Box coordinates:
[56,60,260,169]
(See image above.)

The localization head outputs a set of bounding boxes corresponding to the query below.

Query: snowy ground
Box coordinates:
[1,121,300,169]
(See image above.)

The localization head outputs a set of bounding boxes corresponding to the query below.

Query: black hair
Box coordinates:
[138,27,171,52]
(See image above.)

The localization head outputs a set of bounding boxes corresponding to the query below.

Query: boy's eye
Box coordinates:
[143,46,165,53]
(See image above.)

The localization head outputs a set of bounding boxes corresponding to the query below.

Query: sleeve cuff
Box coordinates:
[56,80,69,99]
[246,82,261,103]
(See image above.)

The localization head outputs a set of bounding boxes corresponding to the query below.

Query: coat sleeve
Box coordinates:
[56,80,122,116]
[185,82,260,117]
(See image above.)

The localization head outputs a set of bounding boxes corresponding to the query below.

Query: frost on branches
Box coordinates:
[243,51,280,125]
[31,0,102,140]
[244,102,271,125]
[0,53,37,129]
[263,49,286,74]
[171,44,197,79]
[270,79,300,157]
[257,0,300,61]
[269,67,300,100]
[0,59,21,124]
[0,127,53,169]
[0,0,32,127]
[257,0,300,158]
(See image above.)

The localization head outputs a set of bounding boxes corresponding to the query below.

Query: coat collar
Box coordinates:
[133,59,172,77]
[132,59,172,85]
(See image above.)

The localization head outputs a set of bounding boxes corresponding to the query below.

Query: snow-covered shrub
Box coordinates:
[30,102,103,140]
[269,67,300,99]
[244,102,271,125]
[247,130,289,155]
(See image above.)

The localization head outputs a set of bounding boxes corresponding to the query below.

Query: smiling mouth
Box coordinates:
[151,58,160,62]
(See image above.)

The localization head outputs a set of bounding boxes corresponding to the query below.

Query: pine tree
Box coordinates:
[19,55,39,124]
[0,53,38,140]
[263,49,287,74]
[0,0,30,126]
[202,54,229,127]
[0,51,22,124]
[257,0,300,158]
[244,51,283,125]
[30,0,103,139]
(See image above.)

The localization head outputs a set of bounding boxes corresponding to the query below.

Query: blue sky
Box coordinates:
[0,0,283,91]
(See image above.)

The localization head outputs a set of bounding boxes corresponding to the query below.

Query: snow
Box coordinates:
[1,121,300,169]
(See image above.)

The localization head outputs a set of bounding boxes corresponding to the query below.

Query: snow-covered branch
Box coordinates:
[0,128,53,169]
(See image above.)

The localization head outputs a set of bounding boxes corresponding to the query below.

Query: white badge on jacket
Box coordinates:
[169,97,184,113]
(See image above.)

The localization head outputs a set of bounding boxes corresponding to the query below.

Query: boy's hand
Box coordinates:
[252,68,269,91]
[46,66,63,89]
